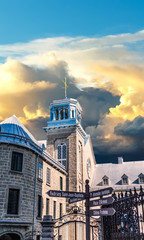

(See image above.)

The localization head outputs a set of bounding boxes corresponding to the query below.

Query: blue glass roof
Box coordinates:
[0,115,42,153]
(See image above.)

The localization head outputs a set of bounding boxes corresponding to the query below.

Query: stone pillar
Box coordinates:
[41,215,55,240]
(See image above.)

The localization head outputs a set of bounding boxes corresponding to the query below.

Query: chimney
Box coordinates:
[118,157,123,164]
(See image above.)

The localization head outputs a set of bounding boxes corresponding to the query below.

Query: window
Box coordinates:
[57,143,66,168]
[53,201,56,219]
[60,203,62,218]
[56,108,59,120]
[102,175,109,185]
[121,174,128,185]
[139,173,144,184]
[72,109,74,118]
[11,152,23,172]
[79,144,82,173]
[65,108,68,119]
[36,236,40,240]
[60,108,63,120]
[38,163,43,180]
[7,189,20,215]
[60,176,63,190]
[37,195,42,218]
[46,198,49,215]
[46,168,51,185]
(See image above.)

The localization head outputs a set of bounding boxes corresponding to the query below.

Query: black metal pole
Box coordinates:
[85,179,90,240]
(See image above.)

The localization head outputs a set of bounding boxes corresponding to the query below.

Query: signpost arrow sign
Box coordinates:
[90,187,113,199]
[90,196,114,207]
[68,197,85,204]
[90,208,115,217]
[47,190,85,199]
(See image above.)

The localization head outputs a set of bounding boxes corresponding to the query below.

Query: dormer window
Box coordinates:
[138,173,144,184]
[121,174,128,185]
[102,175,109,186]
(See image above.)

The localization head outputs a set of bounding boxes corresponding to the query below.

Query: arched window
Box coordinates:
[57,143,67,168]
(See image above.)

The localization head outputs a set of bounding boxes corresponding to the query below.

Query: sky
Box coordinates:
[0,0,144,163]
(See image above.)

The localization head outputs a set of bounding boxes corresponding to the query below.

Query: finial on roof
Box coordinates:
[62,77,69,98]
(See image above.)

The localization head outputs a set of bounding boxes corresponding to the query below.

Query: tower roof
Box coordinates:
[0,115,38,145]
[44,98,83,130]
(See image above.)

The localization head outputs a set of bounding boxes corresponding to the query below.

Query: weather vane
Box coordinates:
[62,77,69,98]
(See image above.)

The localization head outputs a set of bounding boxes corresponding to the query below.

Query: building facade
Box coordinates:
[0,115,67,240]
[0,97,96,240]
[91,157,144,193]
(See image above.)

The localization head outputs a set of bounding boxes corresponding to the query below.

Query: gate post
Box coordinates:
[41,215,55,240]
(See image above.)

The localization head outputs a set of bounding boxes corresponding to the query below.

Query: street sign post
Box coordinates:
[47,190,85,199]
[89,196,114,207]
[46,181,115,240]
[90,208,115,217]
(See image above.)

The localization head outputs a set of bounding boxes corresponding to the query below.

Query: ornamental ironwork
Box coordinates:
[102,186,144,240]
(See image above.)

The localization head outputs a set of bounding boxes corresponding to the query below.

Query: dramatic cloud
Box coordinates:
[1,30,144,161]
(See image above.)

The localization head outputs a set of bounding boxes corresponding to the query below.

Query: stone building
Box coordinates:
[0,115,67,240]
[91,157,144,193]
[44,98,96,209]
[0,97,96,240]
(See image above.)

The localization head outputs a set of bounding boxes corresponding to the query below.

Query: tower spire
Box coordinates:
[62,77,69,98]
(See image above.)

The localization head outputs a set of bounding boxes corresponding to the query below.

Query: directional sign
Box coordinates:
[47,190,85,199]
[90,196,114,207]
[68,197,85,204]
[90,208,115,217]
[90,187,113,199]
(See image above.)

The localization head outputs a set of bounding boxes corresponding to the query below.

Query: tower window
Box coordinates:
[7,189,20,215]
[11,152,23,172]
[56,108,59,120]
[57,143,67,168]
[72,109,74,118]
[65,108,68,119]
[60,108,63,120]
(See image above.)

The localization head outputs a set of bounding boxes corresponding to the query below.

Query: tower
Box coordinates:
[44,97,96,198]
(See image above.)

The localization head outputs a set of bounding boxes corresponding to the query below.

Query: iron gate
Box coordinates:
[102,186,144,240]
[53,212,99,240]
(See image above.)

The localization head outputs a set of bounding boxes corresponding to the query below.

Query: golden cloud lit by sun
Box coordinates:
[0,32,144,148]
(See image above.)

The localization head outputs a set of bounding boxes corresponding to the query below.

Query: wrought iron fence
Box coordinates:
[102,186,144,240]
